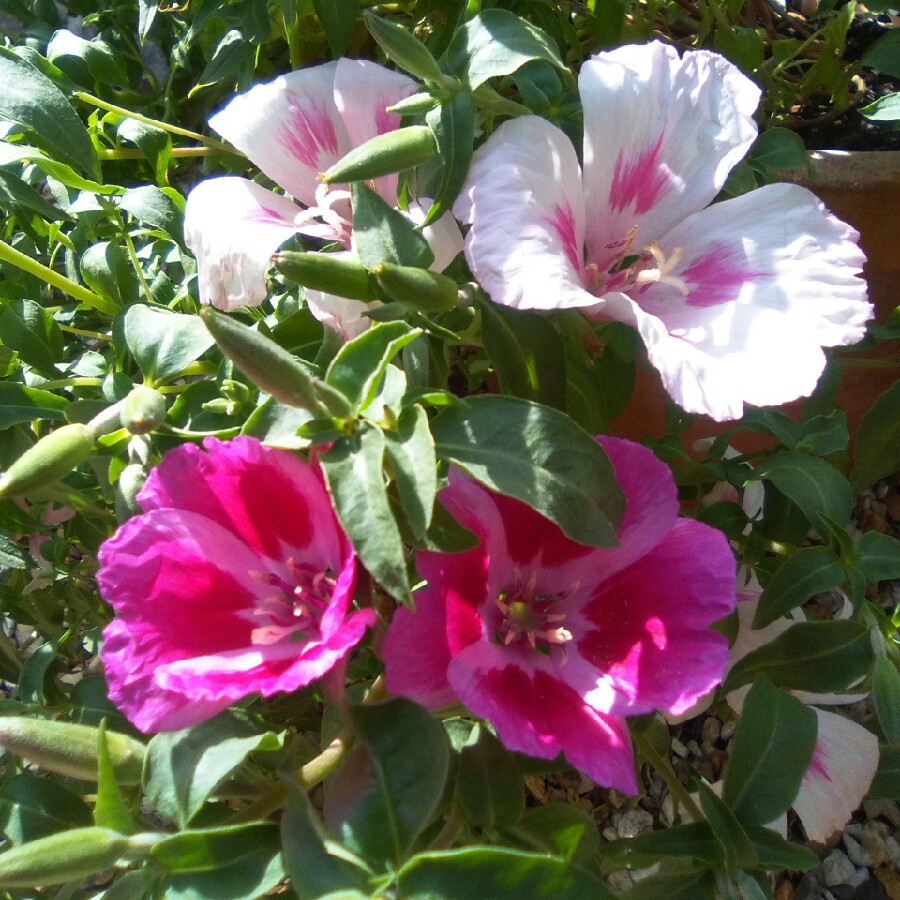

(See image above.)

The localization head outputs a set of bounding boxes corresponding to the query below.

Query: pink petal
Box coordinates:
[580,41,759,269]
[448,642,637,793]
[305,288,379,341]
[596,183,871,420]
[333,59,417,204]
[137,436,346,568]
[209,62,346,207]
[454,116,595,310]
[794,709,879,843]
[574,518,735,717]
[407,200,464,273]
[184,177,312,310]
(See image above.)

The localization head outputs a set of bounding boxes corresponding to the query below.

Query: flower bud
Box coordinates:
[200,308,352,419]
[121,385,167,435]
[387,92,439,115]
[371,262,459,313]
[274,251,377,301]
[0,424,94,499]
[0,827,130,887]
[0,717,146,784]
[115,462,147,522]
[322,126,437,184]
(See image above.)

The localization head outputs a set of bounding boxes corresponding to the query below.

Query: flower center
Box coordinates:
[585,231,689,298]
[247,559,336,645]
[293,183,354,246]
[494,573,573,655]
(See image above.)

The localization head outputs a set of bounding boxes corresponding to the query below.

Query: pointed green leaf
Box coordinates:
[0,47,99,179]
[93,721,137,834]
[321,424,412,605]
[431,395,624,547]
[384,404,437,541]
[849,378,900,491]
[422,90,476,226]
[698,781,757,875]
[0,298,63,375]
[0,774,92,844]
[873,656,900,743]
[855,530,900,581]
[350,182,434,269]
[753,546,844,628]
[314,0,359,57]
[457,725,525,832]
[151,822,279,873]
[722,677,817,824]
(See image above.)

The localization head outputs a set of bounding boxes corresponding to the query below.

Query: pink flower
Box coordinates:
[185,59,462,336]
[454,42,872,421]
[97,436,374,733]
[382,437,736,792]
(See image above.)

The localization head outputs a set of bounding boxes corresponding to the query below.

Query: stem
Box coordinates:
[298,727,353,789]
[97,147,218,160]
[35,377,103,391]
[427,803,465,851]
[632,729,703,823]
[0,242,117,316]
[73,92,242,157]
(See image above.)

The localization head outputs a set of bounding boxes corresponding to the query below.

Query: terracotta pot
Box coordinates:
[609,150,900,454]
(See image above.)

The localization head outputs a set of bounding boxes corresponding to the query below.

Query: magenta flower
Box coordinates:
[184,59,461,336]
[455,42,872,421]
[383,437,736,792]
[98,437,373,733]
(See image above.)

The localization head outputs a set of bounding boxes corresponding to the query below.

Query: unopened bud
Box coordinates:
[121,385,166,435]
[0,717,145,784]
[0,424,94,498]
[0,827,129,887]
[322,126,437,184]
[274,251,377,301]
[371,262,459,313]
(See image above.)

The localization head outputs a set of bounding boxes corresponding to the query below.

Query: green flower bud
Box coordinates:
[387,91,439,116]
[115,463,147,522]
[0,827,130,887]
[121,385,167,435]
[322,126,437,184]
[371,262,459,313]
[274,251,377,301]
[0,423,95,499]
[0,717,146,784]
[200,308,352,419]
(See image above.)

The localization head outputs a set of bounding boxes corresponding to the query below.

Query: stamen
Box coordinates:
[633,242,689,296]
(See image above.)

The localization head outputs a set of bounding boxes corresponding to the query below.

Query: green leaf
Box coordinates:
[431,395,624,547]
[161,842,284,900]
[151,822,279,873]
[314,0,358,57]
[422,91,476,226]
[722,676,817,825]
[443,10,567,91]
[18,633,66,704]
[116,118,172,187]
[873,656,900,743]
[796,409,849,456]
[144,713,281,829]
[397,846,616,899]
[0,384,67,432]
[119,185,183,244]
[862,31,900,77]
[281,779,369,900]
[0,773,92,844]
[746,127,809,176]
[509,804,602,875]
[321,424,412,605]
[457,725,525,832]
[0,299,63,375]
[855,531,900,581]
[869,743,900,799]
[350,182,433,269]
[478,297,567,409]
[329,698,450,867]
[723,619,874,695]
[0,169,71,223]
[385,404,437,542]
[747,825,818,871]
[189,29,255,99]
[325,321,420,415]
[698,781,757,875]
[850,379,900,491]
[123,305,214,386]
[46,30,128,87]
[93,721,137,835]
[860,92,900,122]
[80,241,135,307]
[619,866,718,900]
[0,47,99,179]
[755,451,853,530]
[752,546,844,628]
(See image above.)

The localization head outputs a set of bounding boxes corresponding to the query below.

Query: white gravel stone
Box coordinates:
[615,809,654,839]
[822,850,855,887]
[660,794,676,827]
[701,717,721,744]
[884,835,900,868]
[859,825,887,867]
[846,866,869,889]
[602,826,618,843]
[720,720,738,741]
[844,833,873,868]
[671,738,688,758]
[607,870,633,892]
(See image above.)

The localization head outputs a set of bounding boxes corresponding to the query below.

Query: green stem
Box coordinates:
[97,147,218,161]
[0,241,117,315]
[632,728,703,823]
[427,803,465,851]
[35,377,103,391]
[73,92,242,157]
